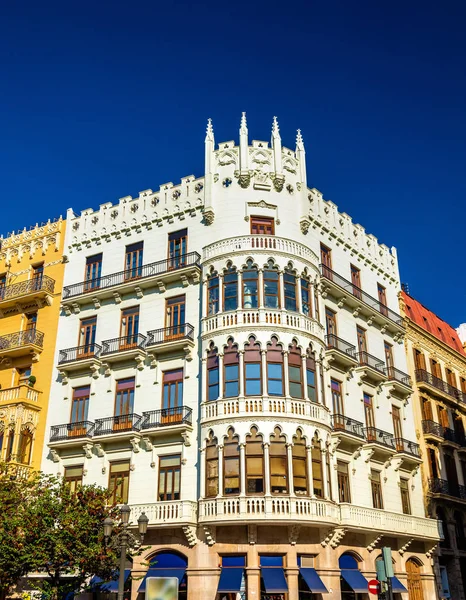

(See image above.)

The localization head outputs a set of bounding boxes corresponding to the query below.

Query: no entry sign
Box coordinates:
[368,579,381,595]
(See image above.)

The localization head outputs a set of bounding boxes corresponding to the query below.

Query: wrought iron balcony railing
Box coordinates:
[356,351,386,374]
[394,438,421,457]
[58,344,102,365]
[63,252,201,299]
[141,406,193,429]
[331,414,365,438]
[101,334,147,356]
[146,323,194,346]
[415,369,466,403]
[429,478,466,500]
[422,419,444,437]
[0,275,55,302]
[364,427,396,449]
[50,421,95,442]
[0,329,44,351]
[94,413,142,436]
[385,367,412,387]
[320,264,403,326]
[325,334,357,358]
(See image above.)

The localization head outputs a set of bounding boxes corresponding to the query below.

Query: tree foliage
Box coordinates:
[0,464,134,600]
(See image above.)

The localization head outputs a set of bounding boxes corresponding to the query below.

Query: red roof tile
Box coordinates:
[401,291,466,356]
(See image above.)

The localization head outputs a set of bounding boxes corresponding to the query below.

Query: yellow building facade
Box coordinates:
[0,218,66,476]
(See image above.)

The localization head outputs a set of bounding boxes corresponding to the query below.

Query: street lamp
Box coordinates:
[103,505,149,600]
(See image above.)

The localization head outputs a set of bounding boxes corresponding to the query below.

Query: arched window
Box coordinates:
[205,433,219,498]
[300,274,312,317]
[224,339,239,398]
[246,427,264,494]
[288,342,303,398]
[242,260,258,309]
[245,337,262,396]
[207,271,219,315]
[267,337,284,396]
[437,508,449,548]
[270,427,288,494]
[263,260,280,309]
[292,431,308,495]
[5,426,15,462]
[312,436,323,498]
[455,511,465,550]
[224,429,240,495]
[306,349,317,403]
[207,344,219,401]
[18,427,33,465]
[284,266,297,312]
[339,553,364,596]
[223,265,238,312]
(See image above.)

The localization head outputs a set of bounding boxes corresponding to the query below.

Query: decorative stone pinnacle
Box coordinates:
[205,118,214,142]
[296,128,304,150]
[272,115,280,137]
[240,111,248,132]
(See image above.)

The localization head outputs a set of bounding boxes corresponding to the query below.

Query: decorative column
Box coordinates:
[218,273,224,314]
[302,354,309,402]
[237,270,243,310]
[283,351,290,398]
[201,357,207,408]
[285,567,300,600]
[278,271,285,310]
[218,445,224,497]
[306,444,314,497]
[200,447,206,498]
[296,278,303,314]
[316,359,326,407]
[261,350,268,397]
[202,279,209,323]
[238,351,245,397]
[239,442,246,496]
[258,269,264,309]
[263,442,271,496]
[286,443,294,495]
[218,353,224,399]
[321,448,329,499]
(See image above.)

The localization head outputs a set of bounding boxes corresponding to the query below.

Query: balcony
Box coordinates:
[422,420,445,443]
[0,329,44,360]
[202,397,330,427]
[203,235,319,266]
[325,335,358,370]
[0,384,41,409]
[94,413,142,440]
[57,344,102,374]
[49,421,95,446]
[320,265,404,335]
[146,324,195,357]
[331,414,365,450]
[202,308,324,340]
[355,351,387,385]
[415,369,466,404]
[394,438,422,467]
[129,500,197,528]
[429,478,466,501]
[340,504,441,541]
[198,496,339,526]
[364,427,396,459]
[101,334,147,367]
[2,456,33,481]
[62,252,201,307]
[384,367,412,397]
[0,275,55,311]
[141,406,193,433]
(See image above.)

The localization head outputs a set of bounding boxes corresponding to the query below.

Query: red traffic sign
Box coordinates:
[368,579,381,595]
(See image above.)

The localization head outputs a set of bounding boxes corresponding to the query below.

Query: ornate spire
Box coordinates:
[272,116,280,139]
[271,116,282,175]
[239,112,249,179]
[240,111,248,134]
[205,118,214,143]
[296,128,304,151]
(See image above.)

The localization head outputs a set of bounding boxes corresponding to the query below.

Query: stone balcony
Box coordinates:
[202,308,324,340]
[198,496,339,526]
[129,500,197,528]
[201,396,331,427]
[0,384,41,409]
[203,235,319,266]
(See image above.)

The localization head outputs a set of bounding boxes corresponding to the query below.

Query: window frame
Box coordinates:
[108,460,131,504]
[158,454,181,501]
[250,216,275,235]
[223,431,240,496]
[246,428,264,495]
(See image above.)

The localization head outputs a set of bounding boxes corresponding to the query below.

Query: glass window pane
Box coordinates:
[268,379,283,396]
[247,457,263,475]
[246,363,260,378]
[289,382,302,398]
[293,459,307,477]
[208,384,219,401]
[160,456,181,467]
[225,365,239,379]
[267,364,282,378]
[246,380,261,395]
[207,461,219,477]
[271,457,287,474]
[209,369,219,384]
[174,469,180,493]
[225,458,239,476]
[225,381,239,397]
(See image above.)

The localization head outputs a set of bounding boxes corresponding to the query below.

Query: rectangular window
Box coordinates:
[250,216,274,235]
[364,393,375,435]
[223,270,238,312]
[325,308,337,338]
[392,406,403,444]
[320,244,332,270]
[446,368,457,388]
[414,349,426,371]
[246,436,264,494]
[207,275,219,315]
[119,306,139,347]
[207,351,219,401]
[438,406,450,429]
[158,455,181,501]
[168,228,188,268]
[263,269,280,309]
[206,443,219,497]
[378,284,388,316]
[224,438,240,495]
[78,317,97,356]
[400,478,411,514]
[337,461,351,503]
[350,265,361,299]
[428,448,439,479]
[421,398,433,421]
[461,378,466,394]
[162,369,183,414]
[124,241,143,280]
[384,342,394,370]
[71,385,90,424]
[224,364,239,398]
[270,444,288,494]
[108,460,130,504]
[64,465,83,495]
[284,272,297,311]
[84,253,102,291]
[430,359,442,380]
[300,278,312,317]
[16,366,32,385]
[314,286,320,320]
[114,377,135,420]
[245,363,261,396]
[312,445,323,498]
[331,379,344,415]
[32,263,44,288]
[242,267,258,309]
[306,354,317,402]
[26,312,37,331]
[288,358,303,399]
[356,325,367,354]
[165,295,185,337]
[267,362,283,396]
[371,470,383,509]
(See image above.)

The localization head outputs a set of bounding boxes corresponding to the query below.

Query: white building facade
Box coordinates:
[42,115,440,600]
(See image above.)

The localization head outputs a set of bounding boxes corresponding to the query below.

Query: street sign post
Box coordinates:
[368,579,381,595]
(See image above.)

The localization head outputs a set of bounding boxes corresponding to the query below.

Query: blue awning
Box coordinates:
[90,570,131,592]
[218,567,244,593]
[391,576,408,593]
[300,568,329,593]
[341,569,368,593]
[138,569,186,592]
[261,568,288,593]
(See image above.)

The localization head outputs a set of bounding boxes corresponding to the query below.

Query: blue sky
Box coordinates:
[1,0,465,326]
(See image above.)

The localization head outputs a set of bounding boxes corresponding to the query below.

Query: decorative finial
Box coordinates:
[272,116,280,137]
[205,118,214,143]
[296,128,304,151]
[240,112,248,132]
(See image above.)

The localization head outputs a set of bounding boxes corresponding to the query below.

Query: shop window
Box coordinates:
[246,427,264,494]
